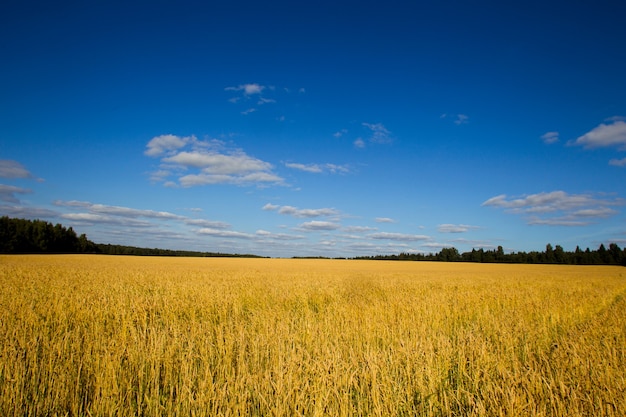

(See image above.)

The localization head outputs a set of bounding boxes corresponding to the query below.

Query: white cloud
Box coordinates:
[183,218,230,229]
[54,200,232,233]
[225,83,265,95]
[241,108,256,115]
[284,162,349,174]
[264,204,339,218]
[325,164,350,174]
[571,207,617,218]
[144,134,193,157]
[527,218,589,227]
[482,191,624,226]
[255,230,305,240]
[369,232,430,241]
[285,163,323,173]
[177,172,283,187]
[280,206,339,218]
[609,157,626,167]
[483,191,607,212]
[145,136,284,187]
[149,169,172,183]
[343,225,377,233]
[363,122,393,143]
[299,221,341,231]
[354,138,365,148]
[0,184,32,203]
[375,217,395,223]
[262,203,280,211]
[421,242,455,249]
[197,228,254,239]
[0,205,58,219]
[164,151,271,174]
[541,131,559,144]
[60,212,152,228]
[0,160,36,179]
[438,224,480,233]
[55,200,182,220]
[572,120,626,149]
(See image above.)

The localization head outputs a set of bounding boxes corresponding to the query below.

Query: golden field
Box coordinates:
[1,255,625,416]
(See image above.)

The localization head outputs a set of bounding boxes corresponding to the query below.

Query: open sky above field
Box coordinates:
[1,0,626,257]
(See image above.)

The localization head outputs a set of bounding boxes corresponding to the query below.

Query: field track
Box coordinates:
[1,255,625,416]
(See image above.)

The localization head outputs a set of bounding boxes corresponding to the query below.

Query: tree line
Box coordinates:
[356,243,626,266]
[0,216,262,257]
[0,216,99,254]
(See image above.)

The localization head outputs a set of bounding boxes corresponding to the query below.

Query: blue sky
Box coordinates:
[1,0,625,257]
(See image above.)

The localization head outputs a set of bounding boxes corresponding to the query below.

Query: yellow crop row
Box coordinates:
[1,255,624,416]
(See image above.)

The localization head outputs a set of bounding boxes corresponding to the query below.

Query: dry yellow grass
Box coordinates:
[1,255,625,416]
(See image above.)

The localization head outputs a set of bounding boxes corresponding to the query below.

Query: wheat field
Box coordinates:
[0,255,624,416]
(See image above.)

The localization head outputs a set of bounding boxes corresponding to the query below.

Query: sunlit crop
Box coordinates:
[1,255,624,416]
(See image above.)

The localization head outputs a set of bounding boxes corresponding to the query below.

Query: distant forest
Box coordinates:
[0,216,261,258]
[356,244,626,266]
[1,216,625,265]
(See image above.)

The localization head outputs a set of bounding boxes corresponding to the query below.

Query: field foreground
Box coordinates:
[1,255,625,416]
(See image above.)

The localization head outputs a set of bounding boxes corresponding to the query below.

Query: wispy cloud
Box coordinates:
[541,131,559,144]
[609,157,626,167]
[0,160,42,203]
[0,204,58,219]
[0,184,32,203]
[333,129,348,138]
[375,217,395,223]
[54,200,231,230]
[225,83,265,95]
[284,162,350,174]
[353,138,365,148]
[482,191,624,226]
[363,123,393,144]
[369,232,430,241]
[343,225,377,233]
[0,160,37,179]
[60,212,153,228]
[257,98,275,105]
[438,224,480,233]
[441,113,469,125]
[263,203,339,218]
[145,135,284,187]
[454,114,469,125]
[197,228,254,239]
[225,83,278,116]
[284,163,323,173]
[255,230,305,240]
[55,200,182,220]
[421,242,455,250]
